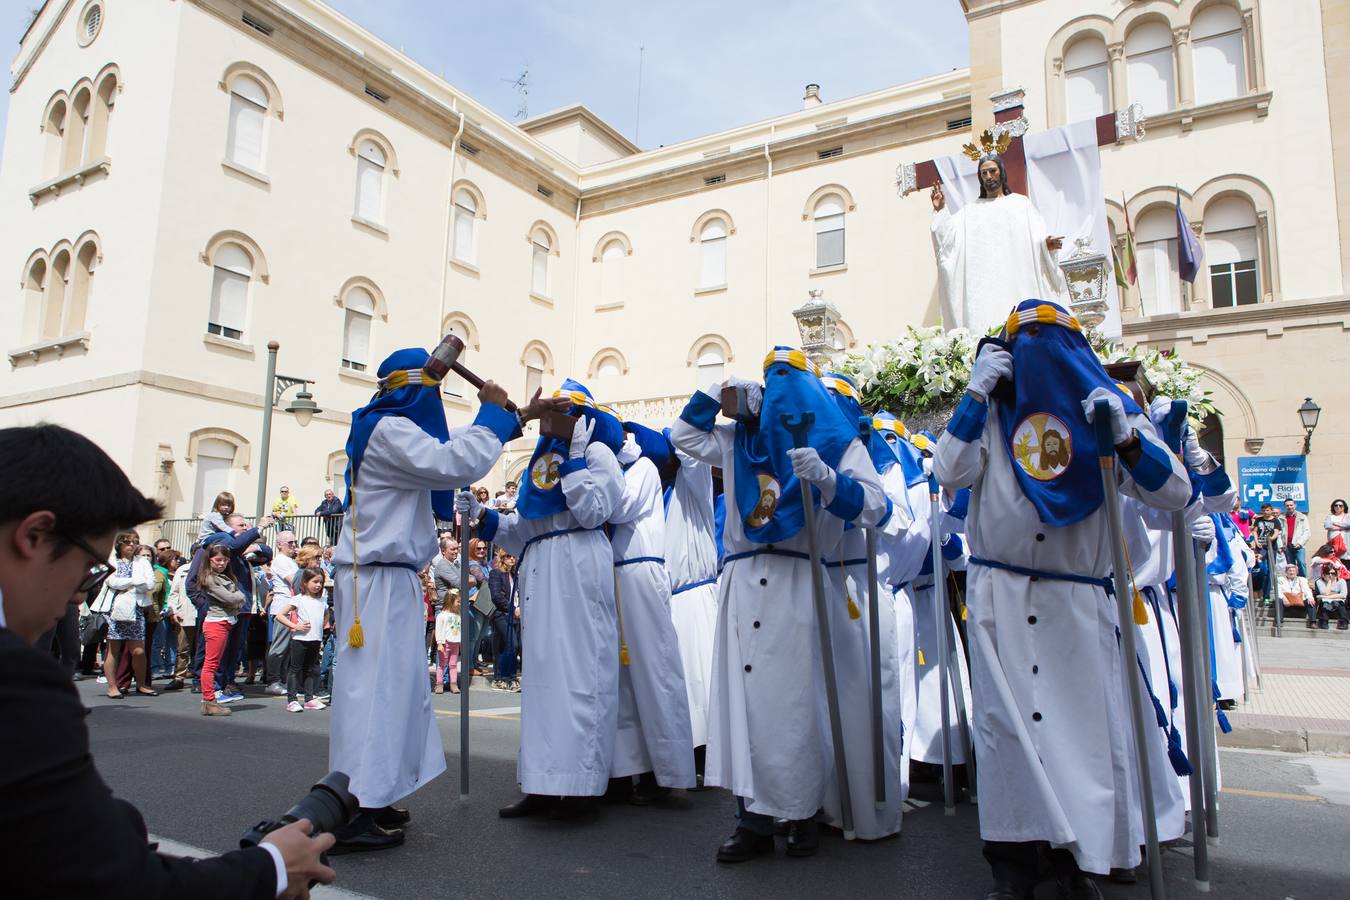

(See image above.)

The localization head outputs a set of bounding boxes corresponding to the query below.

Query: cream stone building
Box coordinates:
[1,0,1345,529]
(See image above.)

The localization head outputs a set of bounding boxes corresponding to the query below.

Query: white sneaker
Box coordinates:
[286,700,304,713]
[96,676,108,684]
[303,699,326,710]
[266,682,287,696]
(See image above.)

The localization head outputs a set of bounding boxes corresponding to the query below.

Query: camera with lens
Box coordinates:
[240,771,358,880]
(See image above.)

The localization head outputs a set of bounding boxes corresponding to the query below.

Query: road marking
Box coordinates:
[151,835,379,898]
[1220,787,1325,803]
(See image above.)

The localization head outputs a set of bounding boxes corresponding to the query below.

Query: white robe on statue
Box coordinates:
[663,448,720,748]
[932,192,1068,334]
[819,463,908,839]
[486,443,624,796]
[934,403,1189,875]
[672,406,886,822]
[609,457,696,787]
[330,415,508,808]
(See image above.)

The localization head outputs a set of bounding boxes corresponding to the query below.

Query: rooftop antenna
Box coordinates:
[502,64,529,120]
[634,45,645,145]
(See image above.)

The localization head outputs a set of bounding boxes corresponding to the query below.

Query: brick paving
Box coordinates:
[1224,632,1350,752]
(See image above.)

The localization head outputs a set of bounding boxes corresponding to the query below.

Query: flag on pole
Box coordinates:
[1112,246,1129,288]
[1176,190,1204,283]
[1119,193,1138,286]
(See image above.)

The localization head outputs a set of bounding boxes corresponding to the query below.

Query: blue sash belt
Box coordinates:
[616,556,665,567]
[672,575,718,595]
[361,561,419,573]
[824,557,869,570]
[724,547,811,565]
[520,526,601,563]
[969,556,1113,592]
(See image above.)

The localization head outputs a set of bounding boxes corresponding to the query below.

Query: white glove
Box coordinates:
[455,490,472,513]
[1182,426,1212,472]
[617,433,641,466]
[966,345,1013,399]
[787,446,831,486]
[1081,387,1132,446]
[1148,395,1174,427]
[723,376,763,416]
[569,416,595,460]
[1191,515,1216,544]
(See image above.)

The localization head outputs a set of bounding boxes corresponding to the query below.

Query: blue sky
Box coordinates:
[0,0,969,165]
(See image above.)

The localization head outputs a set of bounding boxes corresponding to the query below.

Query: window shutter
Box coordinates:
[700,236,727,288]
[1194,24,1245,105]
[210,267,249,336]
[532,242,549,294]
[227,94,265,170]
[356,157,382,222]
[453,207,474,261]
[343,307,372,369]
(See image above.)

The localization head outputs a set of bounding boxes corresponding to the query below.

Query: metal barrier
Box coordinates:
[157,513,460,554]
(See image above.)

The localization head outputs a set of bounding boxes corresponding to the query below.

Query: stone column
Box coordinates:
[1108,42,1127,111]
[1173,27,1194,109]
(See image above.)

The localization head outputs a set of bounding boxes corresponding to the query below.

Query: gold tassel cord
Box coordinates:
[614,570,631,666]
[847,594,861,620]
[1119,536,1149,626]
[347,478,364,648]
[917,648,926,666]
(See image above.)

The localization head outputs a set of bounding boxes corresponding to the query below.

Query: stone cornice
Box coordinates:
[1124,294,1350,344]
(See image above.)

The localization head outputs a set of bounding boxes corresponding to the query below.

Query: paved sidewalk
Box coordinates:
[1222,630,1350,753]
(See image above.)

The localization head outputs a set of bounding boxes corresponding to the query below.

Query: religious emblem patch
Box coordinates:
[530,451,563,491]
[745,473,781,528]
[1011,413,1072,482]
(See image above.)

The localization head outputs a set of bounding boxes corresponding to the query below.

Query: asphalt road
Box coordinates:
[80,679,1350,899]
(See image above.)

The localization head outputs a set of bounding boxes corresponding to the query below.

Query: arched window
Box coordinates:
[1125,21,1176,115]
[1193,5,1246,105]
[63,88,90,174]
[341,286,375,371]
[208,243,253,339]
[531,229,551,297]
[193,437,237,517]
[440,316,476,398]
[1064,36,1110,122]
[21,256,47,343]
[1135,206,1180,316]
[1205,195,1259,308]
[452,189,478,263]
[86,70,117,161]
[600,239,626,307]
[226,75,268,172]
[66,239,97,334]
[44,250,70,340]
[353,140,386,224]
[523,345,548,399]
[698,218,728,289]
[814,194,846,268]
[42,97,67,179]
[695,343,725,388]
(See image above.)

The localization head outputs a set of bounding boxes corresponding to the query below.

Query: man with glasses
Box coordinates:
[266,531,300,695]
[271,486,299,531]
[0,424,336,897]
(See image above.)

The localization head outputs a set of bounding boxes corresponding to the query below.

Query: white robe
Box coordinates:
[1207,532,1249,702]
[487,443,624,796]
[906,533,974,767]
[934,403,1190,875]
[330,415,507,808]
[819,462,907,839]
[663,448,720,748]
[672,405,886,822]
[609,457,696,787]
[932,192,1068,334]
[879,474,933,770]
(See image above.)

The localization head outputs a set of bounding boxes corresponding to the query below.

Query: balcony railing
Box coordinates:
[156,512,457,554]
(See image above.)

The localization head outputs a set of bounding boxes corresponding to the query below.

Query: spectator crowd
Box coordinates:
[40,481,524,713]
[1238,497,1350,630]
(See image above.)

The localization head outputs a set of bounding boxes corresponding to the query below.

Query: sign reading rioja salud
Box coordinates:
[1237,455,1309,513]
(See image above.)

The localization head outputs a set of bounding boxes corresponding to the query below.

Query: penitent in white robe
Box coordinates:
[330,414,509,809]
[671,406,886,822]
[486,443,625,797]
[609,457,696,787]
[934,403,1190,875]
[663,448,720,748]
[932,192,1068,334]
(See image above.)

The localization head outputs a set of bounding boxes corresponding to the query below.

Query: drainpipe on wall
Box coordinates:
[762,126,775,351]
[568,194,582,389]
[437,103,467,336]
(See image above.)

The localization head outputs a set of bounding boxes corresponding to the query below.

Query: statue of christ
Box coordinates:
[930,155,1068,334]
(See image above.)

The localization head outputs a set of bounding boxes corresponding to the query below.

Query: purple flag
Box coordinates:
[1176,192,1204,283]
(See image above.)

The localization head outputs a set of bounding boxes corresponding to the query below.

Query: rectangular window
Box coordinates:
[226,95,264,171]
[815,214,845,268]
[452,207,474,262]
[342,310,371,371]
[1209,261,1258,308]
[1194,31,1245,105]
[208,267,248,339]
[1066,63,1109,122]
[1136,238,1179,316]
[355,157,383,223]
[532,243,549,296]
[700,237,727,289]
[1127,47,1176,115]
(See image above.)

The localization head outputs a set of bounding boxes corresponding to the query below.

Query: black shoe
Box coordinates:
[329,820,405,856]
[1106,866,1137,884]
[1054,873,1104,900]
[785,818,819,857]
[190,683,201,694]
[630,772,672,807]
[716,827,775,863]
[163,679,185,691]
[374,806,410,828]
[604,777,633,802]
[985,883,1032,900]
[498,794,557,818]
[1218,699,1237,710]
[550,796,597,820]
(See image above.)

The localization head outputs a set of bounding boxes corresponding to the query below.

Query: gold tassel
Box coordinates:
[615,571,631,666]
[1133,590,1149,625]
[347,476,365,649]
[917,648,925,666]
[960,604,967,621]
[847,595,861,620]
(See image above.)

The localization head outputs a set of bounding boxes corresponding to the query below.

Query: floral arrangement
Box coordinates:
[837,324,1219,428]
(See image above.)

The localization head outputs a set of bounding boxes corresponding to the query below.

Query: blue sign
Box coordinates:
[1237,455,1309,513]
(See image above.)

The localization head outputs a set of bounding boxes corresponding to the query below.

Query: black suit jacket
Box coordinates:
[0,626,277,899]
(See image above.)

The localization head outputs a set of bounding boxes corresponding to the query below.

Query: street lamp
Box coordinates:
[1298,397,1321,455]
[256,340,322,518]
